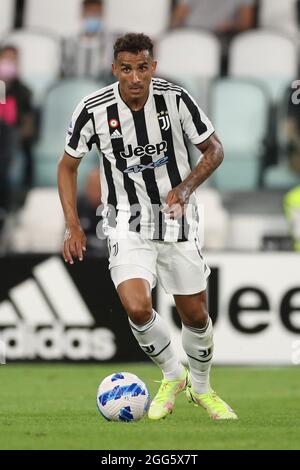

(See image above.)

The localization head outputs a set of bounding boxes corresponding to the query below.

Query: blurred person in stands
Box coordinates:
[171,0,255,33]
[77,167,108,256]
[171,0,255,73]
[285,84,300,177]
[284,186,300,252]
[62,0,111,80]
[0,45,35,212]
[276,85,300,251]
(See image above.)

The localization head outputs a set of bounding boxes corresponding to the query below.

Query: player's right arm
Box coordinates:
[58,98,94,264]
[58,153,87,264]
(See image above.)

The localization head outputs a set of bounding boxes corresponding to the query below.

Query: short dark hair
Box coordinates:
[82,0,102,8]
[114,33,154,61]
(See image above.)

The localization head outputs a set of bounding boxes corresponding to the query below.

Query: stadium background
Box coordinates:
[0,0,299,450]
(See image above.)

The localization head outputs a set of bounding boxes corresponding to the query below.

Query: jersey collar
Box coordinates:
[115,80,153,113]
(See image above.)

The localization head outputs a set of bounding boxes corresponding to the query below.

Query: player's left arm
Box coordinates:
[164,133,223,218]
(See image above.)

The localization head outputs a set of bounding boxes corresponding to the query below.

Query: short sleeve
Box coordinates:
[178,89,214,145]
[65,99,94,158]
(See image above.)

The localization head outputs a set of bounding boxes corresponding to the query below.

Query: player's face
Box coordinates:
[82,3,103,18]
[112,50,157,102]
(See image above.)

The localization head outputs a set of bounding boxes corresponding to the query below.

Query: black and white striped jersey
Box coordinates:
[65,78,214,242]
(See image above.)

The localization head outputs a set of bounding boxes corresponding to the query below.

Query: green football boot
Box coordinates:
[148,369,189,420]
[186,386,238,420]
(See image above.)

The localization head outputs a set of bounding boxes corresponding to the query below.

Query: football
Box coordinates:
[96,372,150,422]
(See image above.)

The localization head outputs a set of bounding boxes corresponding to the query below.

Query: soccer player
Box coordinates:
[58,33,237,421]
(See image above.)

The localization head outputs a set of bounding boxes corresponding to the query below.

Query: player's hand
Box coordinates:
[162,184,190,219]
[62,225,87,265]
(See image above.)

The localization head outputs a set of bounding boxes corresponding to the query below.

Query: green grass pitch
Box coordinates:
[0,364,299,450]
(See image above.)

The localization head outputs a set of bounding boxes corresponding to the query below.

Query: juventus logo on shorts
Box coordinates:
[112,242,119,256]
[142,345,155,354]
[157,111,170,131]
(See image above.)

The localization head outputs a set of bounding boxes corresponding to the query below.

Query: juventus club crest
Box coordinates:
[157,111,170,131]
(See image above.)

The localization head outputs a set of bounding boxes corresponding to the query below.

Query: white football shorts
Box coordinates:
[108,232,210,295]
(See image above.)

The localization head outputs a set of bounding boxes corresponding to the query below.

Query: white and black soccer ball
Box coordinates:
[96,372,150,422]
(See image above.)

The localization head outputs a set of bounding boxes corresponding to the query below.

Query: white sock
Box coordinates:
[181,318,214,394]
[129,310,185,381]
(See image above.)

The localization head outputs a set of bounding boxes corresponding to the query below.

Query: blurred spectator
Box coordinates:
[0,118,15,223]
[171,0,255,33]
[284,186,300,251]
[171,0,255,75]
[77,167,108,256]
[62,0,111,79]
[285,85,300,176]
[0,45,35,211]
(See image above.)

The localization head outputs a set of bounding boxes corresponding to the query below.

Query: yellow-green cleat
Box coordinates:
[186,386,238,420]
[148,369,189,420]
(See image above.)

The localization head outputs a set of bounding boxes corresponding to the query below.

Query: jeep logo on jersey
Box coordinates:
[124,155,169,174]
[120,141,167,159]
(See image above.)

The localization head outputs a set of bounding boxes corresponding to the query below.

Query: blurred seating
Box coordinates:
[258,0,300,41]
[264,163,300,189]
[171,0,256,33]
[171,0,256,76]
[156,29,221,79]
[24,0,83,37]
[0,0,15,36]
[104,0,172,39]
[227,211,289,250]
[156,29,221,109]
[276,86,292,161]
[195,187,229,250]
[210,78,270,191]
[34,78,101,188]
[1,30,61,104]
[10,188,65,252]
[263,84,300,190]
[228,30,298,101]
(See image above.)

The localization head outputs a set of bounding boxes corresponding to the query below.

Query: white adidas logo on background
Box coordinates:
[111,129,123,139]
[0,257,116,361]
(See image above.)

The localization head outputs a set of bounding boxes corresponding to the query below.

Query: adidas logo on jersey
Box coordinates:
[111,129,123,139]
[0,257,116,361]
